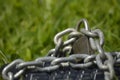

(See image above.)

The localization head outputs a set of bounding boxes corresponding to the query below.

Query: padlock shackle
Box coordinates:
[76,19,90,31]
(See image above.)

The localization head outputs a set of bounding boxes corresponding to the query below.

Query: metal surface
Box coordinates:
[72,35,94,54]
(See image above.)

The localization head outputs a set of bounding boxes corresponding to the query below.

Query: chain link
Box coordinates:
[2,19,119,80]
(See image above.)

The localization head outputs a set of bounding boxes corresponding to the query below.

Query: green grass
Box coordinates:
[0,0,120,78]
[0,0,120,63]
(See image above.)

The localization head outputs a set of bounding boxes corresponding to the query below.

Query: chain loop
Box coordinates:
[2,59,24,80]
[54,28,76,46]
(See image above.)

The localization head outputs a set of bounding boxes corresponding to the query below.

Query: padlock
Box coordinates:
[72,35,94,55]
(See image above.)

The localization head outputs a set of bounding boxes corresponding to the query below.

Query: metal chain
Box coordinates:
[2,53,119,80]
[2,19,119,80]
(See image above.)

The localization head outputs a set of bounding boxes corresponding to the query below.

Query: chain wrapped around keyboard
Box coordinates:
[2,19,120,80]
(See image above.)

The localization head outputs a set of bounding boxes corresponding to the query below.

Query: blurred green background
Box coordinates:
[0,0,120,66]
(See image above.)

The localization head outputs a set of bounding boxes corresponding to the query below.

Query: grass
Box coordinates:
[0,0,120,79]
